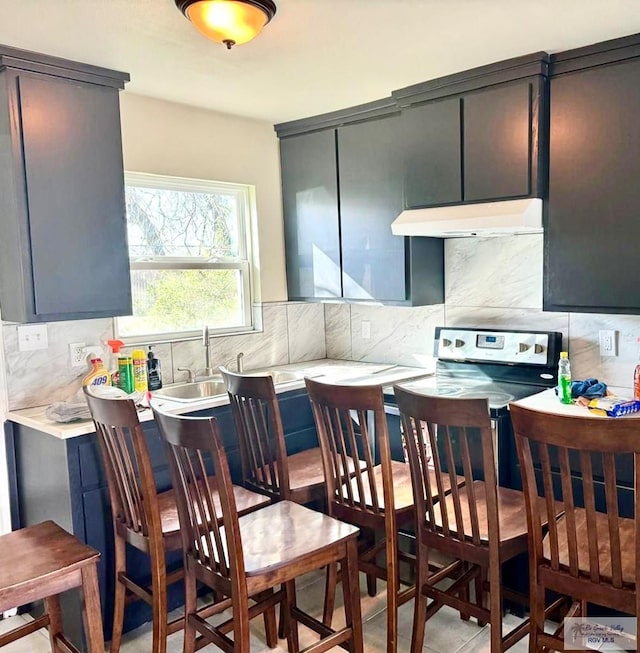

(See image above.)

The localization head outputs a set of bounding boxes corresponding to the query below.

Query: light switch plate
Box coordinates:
[17,324,48,351]
[599,329,617,357]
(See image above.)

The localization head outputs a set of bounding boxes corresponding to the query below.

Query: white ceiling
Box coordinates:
[1,0,640,124]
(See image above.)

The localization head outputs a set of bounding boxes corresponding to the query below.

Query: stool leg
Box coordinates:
[44,594,63,651]
[284,580,299,653]
[150,548,168,653]
[183,563,197,653]
[342,538,364,653]
[385,534,399,653]
[110,535,126,653]
[322,561,338,627]
[260,590,278,648]
[81,563,105,653]
[410,545,429,653]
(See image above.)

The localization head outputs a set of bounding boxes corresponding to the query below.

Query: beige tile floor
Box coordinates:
[0,570,530,653]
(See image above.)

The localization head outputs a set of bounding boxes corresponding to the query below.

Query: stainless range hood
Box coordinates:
[391,198,543,238]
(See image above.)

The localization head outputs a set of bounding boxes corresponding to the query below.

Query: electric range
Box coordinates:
[385,326,563,413]
[383,326,563,485]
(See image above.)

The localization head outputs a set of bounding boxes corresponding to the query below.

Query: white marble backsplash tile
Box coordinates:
[568,313,640,393]
[349,304,445,368]
[3,318,114,410]
[445,307,569,344]
[286,303,326,363]
[325,304,351,359]
[2,305,294,410]
[445,234,543,309]
[171,304,289,378]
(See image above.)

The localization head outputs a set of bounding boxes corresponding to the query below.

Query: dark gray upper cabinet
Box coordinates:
[463,81,534,201]
[338,115,405,301]
[545,35,640,313]
[0,45,131,323]
[401,97,462,208]
[276,100,444,306]
[394,52,548,209]
[279,130,341,300]
[338,114,443,303]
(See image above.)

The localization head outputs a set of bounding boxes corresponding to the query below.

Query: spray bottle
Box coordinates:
[106,339,124,389]
[82,347,111,390]
[107,339,134,394]
[131,348,148,393]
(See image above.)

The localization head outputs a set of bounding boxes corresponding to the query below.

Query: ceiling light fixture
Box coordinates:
[175,0,277,49]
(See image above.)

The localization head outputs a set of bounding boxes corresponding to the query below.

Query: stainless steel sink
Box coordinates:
[258,370,303,384]
[152,369,304,403]
[152,376,227,402]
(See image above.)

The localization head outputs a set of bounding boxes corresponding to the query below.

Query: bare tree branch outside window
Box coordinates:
[115,174,253,340]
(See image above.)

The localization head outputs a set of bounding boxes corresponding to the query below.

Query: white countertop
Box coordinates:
[5,359,434,440]
[512,387,640,418]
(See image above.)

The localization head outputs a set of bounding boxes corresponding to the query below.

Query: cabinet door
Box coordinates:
[17,73,131,319]
[545,59,640,312]
[280,130,341,299]
[338,115,406,301]
[401,97,462,208]
[463,81,532,201]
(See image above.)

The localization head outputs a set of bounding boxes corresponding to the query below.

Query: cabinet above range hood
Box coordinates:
[391,198,543,238]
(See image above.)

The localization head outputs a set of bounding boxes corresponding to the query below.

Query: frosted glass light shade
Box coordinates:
[177,0,276,48]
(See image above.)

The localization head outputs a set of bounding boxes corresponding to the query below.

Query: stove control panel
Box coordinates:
[436,328,554,365]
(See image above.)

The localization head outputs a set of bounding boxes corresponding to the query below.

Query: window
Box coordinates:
[115,172,254,341]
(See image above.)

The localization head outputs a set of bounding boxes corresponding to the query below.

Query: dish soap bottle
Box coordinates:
[558,351,572,404]
[82,356,111,390]
[147,346,163,391]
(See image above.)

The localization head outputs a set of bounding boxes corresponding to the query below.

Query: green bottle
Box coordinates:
[558,351,572,404]
[118,354,135,394]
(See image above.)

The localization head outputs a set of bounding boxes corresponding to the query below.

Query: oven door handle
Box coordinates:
[384,404,400,417]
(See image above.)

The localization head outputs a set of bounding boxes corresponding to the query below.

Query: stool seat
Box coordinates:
[0,520,103,653]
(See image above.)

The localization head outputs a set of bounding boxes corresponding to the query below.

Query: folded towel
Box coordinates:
[571,377,608,399]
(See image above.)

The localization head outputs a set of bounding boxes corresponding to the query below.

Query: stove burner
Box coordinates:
[460,389,514,407]
[434,384,464,397]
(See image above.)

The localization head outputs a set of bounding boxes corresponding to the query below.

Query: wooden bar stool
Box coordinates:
[153,407,364,653]
[305,378,423,653]
[394,387,562,653]
[0,520,103,653]
[511,404,640,652]
[84,388,270,653]
[220,367,327,507]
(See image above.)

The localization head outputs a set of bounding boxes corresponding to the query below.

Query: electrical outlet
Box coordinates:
[69,342,87,368]
[599,329,617,357]
[17,324,48,351]
[361,320,371,340]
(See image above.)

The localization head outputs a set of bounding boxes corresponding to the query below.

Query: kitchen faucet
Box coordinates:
[236,352,244,373]
[177,367,195,384]
[202,325,216,378]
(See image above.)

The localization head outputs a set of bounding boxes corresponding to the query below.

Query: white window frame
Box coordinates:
[115,171,254,343]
